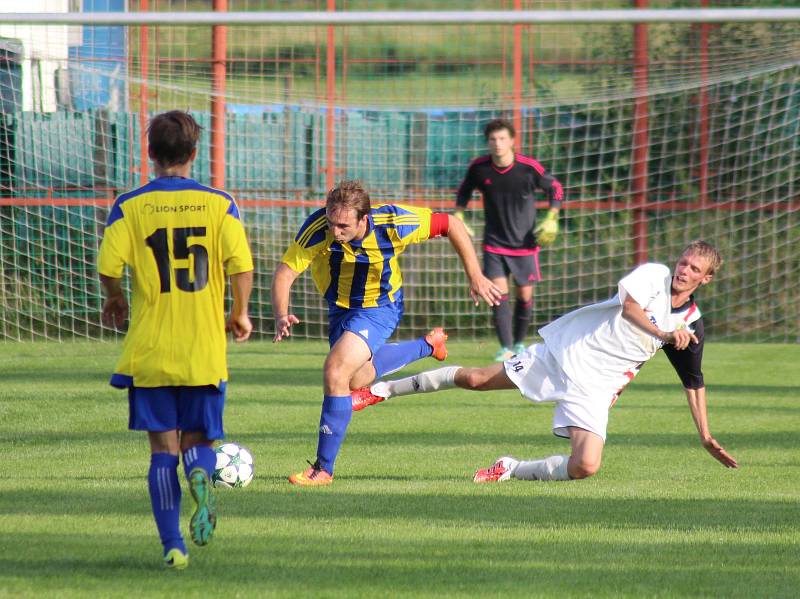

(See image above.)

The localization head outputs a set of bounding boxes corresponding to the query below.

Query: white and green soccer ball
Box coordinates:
[212,442,255,488]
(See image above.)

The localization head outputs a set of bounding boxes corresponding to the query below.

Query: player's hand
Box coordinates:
[469,274,502,307]
[227,313,253,342]
[533,208,559,246]
[274,314,300,342]
[701,436,738,468]
[454,210,475,237]
[665,328,698,350]
[101,294,128,329]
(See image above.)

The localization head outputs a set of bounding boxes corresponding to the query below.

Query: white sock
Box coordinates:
[373,366,461,398]
[512,455,570,481]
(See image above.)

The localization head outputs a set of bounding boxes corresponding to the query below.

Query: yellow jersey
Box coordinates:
[282,204,432,309]
[98,176,253,388]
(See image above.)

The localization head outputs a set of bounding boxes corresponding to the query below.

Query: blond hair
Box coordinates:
[683,240,723,275]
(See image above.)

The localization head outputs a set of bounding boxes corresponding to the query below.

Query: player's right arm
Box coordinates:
[621,295,696,349]
[228,270,254,342]
[619,263,696,349]
[271,263,301,342]
[454,162,478,236]
[220,196,255,342]
[271,208,328,341]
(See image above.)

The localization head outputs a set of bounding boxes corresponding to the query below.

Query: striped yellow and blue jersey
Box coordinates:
[97,176,254,388]
[282,204,433,309]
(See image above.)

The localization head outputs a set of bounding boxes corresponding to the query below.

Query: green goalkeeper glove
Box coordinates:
[533,208,559,246]
[454,210,475,237]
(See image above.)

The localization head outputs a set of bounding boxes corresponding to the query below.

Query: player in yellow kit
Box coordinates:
[98,111,254,569]
[273,180,501,485]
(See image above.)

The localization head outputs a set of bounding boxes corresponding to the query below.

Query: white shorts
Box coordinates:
[503,343,610,441]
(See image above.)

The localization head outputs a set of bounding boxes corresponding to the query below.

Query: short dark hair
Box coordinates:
[484,118,515,140]
[326,180,371,220]
[147,110,201,168]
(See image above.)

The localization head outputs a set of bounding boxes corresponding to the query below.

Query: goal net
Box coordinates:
[1,1,798,343]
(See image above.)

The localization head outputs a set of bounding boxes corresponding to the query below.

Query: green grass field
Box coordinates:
[1,340,798,597]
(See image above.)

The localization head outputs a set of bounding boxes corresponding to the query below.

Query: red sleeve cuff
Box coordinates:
[430,212,449,238]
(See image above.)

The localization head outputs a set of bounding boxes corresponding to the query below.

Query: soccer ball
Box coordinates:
[212,442,255,488]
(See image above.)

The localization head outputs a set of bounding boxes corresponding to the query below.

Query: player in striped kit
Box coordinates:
[98,111,254,568]
[455,118,564,361]
[352,241,738,482]
[272,180,501,486]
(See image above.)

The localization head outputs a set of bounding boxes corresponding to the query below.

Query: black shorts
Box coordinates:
[483,248,542,286]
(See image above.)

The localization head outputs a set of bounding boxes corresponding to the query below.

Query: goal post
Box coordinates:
[0,6,798,343]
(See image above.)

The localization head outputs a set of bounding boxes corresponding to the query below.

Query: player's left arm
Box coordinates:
[663,321,738,468]
[99,274,128,329]
[440,213,501,306]
[533,170,564,246]
[392,205,499,306]
[97,214,132,330]
[684,386,738,468]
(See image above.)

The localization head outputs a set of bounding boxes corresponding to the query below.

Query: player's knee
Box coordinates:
[568,457,602,480]
[460,368,488,390]
[347,362,376,391]
[323,360,347,387]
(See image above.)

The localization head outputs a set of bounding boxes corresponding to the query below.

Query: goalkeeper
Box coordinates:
[454,118,564,361]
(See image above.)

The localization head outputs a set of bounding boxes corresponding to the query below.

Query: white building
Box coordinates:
[0,0,76,112]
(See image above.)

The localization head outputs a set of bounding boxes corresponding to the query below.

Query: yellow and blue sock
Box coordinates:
[316,394,352,474]
[182,444,216,481]
[148,452,186,555]
[372,337,431,379]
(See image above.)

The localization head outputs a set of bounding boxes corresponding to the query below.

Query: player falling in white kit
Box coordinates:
[351,240,738,482]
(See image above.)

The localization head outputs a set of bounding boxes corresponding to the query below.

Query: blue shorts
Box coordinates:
[328,302,403,356]
[128,384,226,440]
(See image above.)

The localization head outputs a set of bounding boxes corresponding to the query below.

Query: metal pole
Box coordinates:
[6,9,800,25]
[527,18,535,153]
[139,0,149,185]
[512,0,523,142]
[211,0,227,189]
[698,0,710,207]
[632,0,649,264]
[325,0,336,192]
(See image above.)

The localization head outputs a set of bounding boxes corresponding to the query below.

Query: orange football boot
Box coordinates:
[425,327,448,361]
[288,461,333,486]
[351,386,386,412]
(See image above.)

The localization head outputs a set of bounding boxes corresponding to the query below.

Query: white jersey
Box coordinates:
[539,263,701,399]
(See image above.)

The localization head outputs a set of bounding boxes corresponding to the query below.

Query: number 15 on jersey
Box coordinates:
[145,226,209,293]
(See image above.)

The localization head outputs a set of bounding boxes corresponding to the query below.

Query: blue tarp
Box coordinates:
[68,0,127,111]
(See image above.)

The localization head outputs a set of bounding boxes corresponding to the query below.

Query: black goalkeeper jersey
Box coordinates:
[456,154,564,250]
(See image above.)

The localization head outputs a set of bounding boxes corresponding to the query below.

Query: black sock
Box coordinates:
[513,298,533,345]
[492,295,513,348]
